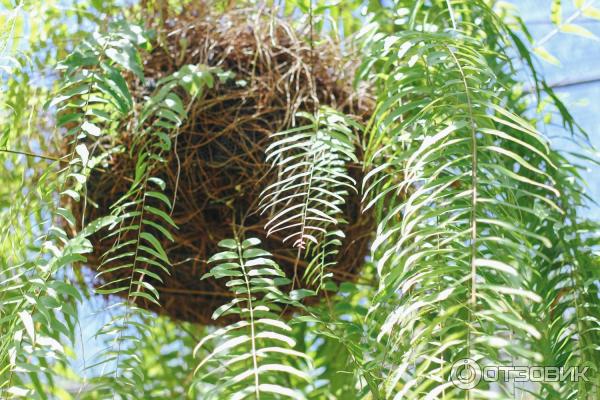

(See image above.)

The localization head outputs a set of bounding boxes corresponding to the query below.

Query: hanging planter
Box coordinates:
[66,7,375,325]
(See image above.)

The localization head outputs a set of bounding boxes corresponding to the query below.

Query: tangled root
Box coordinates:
[71,7,374,325]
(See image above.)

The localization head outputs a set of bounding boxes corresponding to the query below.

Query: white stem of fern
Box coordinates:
[238,242,260,399]
[447,47,478,373]
[445,0,457,30]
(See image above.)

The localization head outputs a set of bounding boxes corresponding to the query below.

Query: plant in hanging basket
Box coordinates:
[66,7,375,325]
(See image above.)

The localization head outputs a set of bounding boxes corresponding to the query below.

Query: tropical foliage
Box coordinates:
[1,0,600,399]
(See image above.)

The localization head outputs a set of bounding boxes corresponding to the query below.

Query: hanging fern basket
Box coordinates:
[66,8,374,325]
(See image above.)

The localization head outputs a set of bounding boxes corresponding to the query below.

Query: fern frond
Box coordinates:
[260,107,358,250]
[0,24,146,397]
[525,152,600,397]
[259,107,359,291]
[194,237,312,399]
[87,64,215,396]
[362,29,566,398]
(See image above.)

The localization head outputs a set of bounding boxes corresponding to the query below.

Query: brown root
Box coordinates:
[70,6,375,325]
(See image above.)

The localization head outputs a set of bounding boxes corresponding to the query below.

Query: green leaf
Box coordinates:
[106,44,144,80]
[143,205,177,227]
[130,290,160,305]
[560,24,598,40]
[551,0,562,25]
[81,121,101,137]
[18,311,35,343]
[142,219,174,241]
[140,232,169,263]
[145,191,172,208]
[218,239,238,249]
[56,207,76,226]
[533,46,560,65]
[242,248,271,258]
[75,143,89,166]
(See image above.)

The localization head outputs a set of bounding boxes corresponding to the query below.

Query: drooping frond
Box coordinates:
[194,237,312,399]
[362,29,567,398]
[260,107,358,250]
[524,150,600,398]
[260,107,359,288]
[0,24,146,397]
[87,64,216,396]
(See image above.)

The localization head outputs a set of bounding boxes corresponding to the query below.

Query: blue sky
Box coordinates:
[514,0,600,218]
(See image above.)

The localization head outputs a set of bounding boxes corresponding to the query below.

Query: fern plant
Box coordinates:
[260,107,359,288]
[0,23,147,397]
[1,1,600,399]
[87,64,216,396]
[356,5,600,397]
[526,152,600,398]
[194,237,312,399]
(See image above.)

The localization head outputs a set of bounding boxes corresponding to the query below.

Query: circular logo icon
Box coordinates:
[451,358,481,389]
